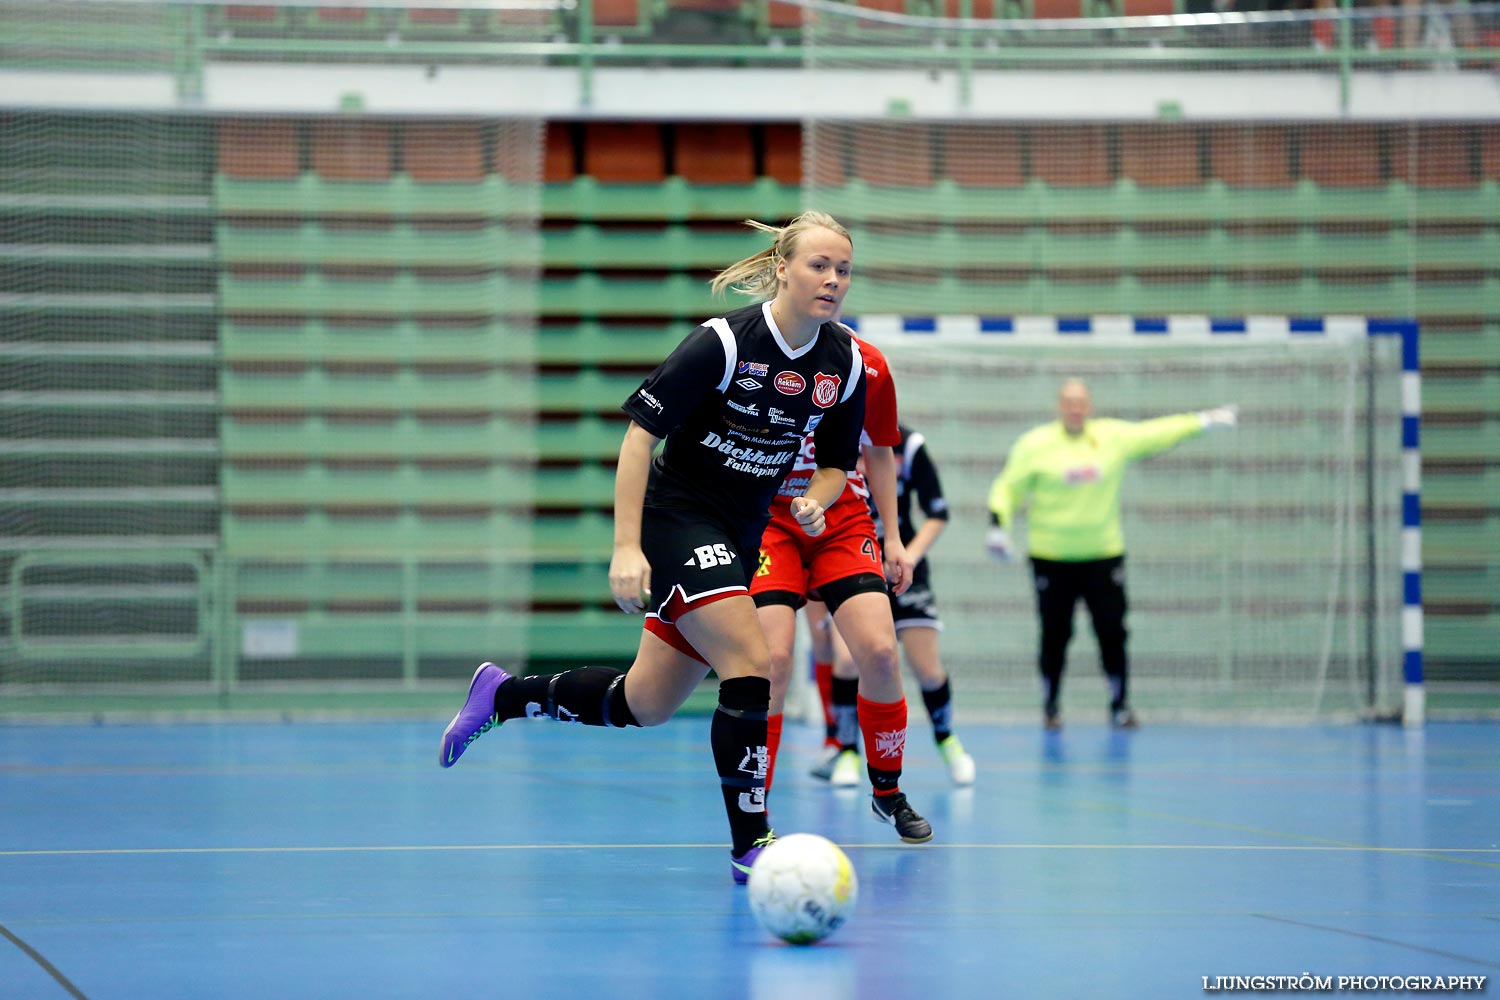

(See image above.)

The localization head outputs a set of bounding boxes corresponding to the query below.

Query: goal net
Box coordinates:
[852,320,1406,723]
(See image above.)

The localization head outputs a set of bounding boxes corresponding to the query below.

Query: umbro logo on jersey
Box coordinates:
[738,361,770,377]
[734,377,763,392]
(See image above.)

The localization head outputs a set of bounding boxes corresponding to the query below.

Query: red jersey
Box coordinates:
[772,335,899,511]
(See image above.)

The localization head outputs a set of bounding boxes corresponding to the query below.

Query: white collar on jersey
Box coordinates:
[762,300,820,359]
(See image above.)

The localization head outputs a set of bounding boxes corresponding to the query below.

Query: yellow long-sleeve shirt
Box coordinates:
[987,414,1204,561]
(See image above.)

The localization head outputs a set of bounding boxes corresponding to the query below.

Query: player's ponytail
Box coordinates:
[711,211,852,300]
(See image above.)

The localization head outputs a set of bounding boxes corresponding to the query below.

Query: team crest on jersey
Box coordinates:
[774,371,806,395]
[811,372,841,408]
[738,361,770,377]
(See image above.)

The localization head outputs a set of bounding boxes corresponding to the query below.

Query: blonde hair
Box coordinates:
[710,211,852,300]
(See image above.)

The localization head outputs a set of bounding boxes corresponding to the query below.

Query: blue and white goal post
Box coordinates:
[834,314,1422,727]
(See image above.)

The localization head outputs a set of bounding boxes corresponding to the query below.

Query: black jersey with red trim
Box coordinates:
[621,301,867,526]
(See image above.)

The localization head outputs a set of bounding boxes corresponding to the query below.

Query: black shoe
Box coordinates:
[871,792,933,844]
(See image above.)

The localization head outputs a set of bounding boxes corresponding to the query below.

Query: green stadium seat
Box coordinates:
[541,223,765,270]
[536,322,677,366]
[224,507,531,557]
[222,363,525,412]
[217,220,517,269]
[223,459,535,507]
[221,271,518,317]
[223,412,531,462]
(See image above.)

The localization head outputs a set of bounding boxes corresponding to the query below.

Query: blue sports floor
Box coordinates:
[1,718,1496,999]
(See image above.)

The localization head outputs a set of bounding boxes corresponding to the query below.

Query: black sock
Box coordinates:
[830,676,860,752]
[922,679,953,743]
[494,667,639,727]
[711,676,771,857]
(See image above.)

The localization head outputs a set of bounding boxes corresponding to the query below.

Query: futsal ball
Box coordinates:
[747,833,858,945]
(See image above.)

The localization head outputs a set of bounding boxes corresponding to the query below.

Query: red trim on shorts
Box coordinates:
[643,616,709,665]
[643,584,746,666]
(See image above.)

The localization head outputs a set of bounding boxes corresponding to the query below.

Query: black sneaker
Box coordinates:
[871,792,933,844]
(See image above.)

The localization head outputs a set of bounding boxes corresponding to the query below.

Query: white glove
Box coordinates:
[985,526,1015,562]
[1198,404,1238,430]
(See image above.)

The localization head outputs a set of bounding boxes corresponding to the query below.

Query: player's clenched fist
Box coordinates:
[790,496,826,537]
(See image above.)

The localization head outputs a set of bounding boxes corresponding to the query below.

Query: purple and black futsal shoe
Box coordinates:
[730,831,777,885]
[439,661,511,768]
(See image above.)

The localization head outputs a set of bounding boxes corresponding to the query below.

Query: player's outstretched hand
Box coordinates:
[985,526,1015,563]
[791,496,827,538]
[609,545,652,614]
[1198,403,1238,430]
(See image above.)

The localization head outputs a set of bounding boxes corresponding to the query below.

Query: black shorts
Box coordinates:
[889,560,942,631]
[639,503,764,624]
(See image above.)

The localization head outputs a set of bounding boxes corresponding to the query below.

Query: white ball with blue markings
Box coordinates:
[747,833,858,945]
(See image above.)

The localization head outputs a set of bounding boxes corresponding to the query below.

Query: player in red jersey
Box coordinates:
[751,332,933,844]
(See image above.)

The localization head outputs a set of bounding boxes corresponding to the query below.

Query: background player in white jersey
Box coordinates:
[439,212,867,884]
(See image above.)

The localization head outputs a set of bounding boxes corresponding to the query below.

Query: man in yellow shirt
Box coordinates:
[987,379,1236,729]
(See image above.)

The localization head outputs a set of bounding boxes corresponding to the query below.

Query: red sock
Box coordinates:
[857,695,908,796]
[765,712,784,792]
[813,661,836,744]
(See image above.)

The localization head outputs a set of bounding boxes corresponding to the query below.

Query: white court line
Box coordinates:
[3,843,1498,857]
